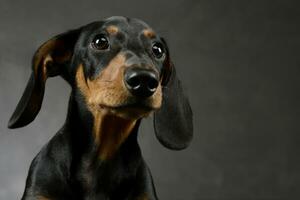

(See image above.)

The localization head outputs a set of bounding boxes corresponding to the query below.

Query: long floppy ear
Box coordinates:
[8,29,81,129]
[153,38,193,150]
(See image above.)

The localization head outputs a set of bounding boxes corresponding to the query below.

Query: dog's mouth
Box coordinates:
[100,101,155,112]
[98,100,159,119]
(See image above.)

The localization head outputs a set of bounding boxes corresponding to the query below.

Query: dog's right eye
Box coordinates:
[91,34,109,50]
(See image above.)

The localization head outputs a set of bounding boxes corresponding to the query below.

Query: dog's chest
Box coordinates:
[74,156,138,199]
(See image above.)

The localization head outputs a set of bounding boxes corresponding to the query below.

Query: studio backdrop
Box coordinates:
[0,0,300,199]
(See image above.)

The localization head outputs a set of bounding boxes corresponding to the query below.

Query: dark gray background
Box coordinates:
[0,0,300,199]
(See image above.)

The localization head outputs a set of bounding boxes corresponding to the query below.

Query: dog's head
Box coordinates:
[8,16,193,150]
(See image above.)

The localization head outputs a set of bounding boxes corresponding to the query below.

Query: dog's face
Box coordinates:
[74,16,167,119]
[8,16,193,150]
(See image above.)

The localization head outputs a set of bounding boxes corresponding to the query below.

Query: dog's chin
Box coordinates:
[99,103,158,120]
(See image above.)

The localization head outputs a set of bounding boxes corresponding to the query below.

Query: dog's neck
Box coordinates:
[90,111,137,160]
[64,94,143,195]
[65,93,141,161]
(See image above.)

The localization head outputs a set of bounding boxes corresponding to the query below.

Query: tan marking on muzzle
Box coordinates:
[75,53,163,113]
[76,54,129,111]
[75,54,137,160]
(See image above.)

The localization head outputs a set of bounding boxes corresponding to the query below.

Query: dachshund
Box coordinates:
[8,16,193,200]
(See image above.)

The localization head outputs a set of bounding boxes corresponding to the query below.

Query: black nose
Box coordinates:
[124,68,159,98]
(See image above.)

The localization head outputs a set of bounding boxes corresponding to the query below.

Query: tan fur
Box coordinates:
[33,39,72,79]
[106,25,119,34]
[76,54,130,110]
[41,54,52,81]
[143,29,156,38]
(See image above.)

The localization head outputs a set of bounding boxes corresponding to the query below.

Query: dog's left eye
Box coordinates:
[91,34,109,50]
[152,42,164,58]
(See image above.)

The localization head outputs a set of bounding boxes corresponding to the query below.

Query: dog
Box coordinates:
[8,16,193,200]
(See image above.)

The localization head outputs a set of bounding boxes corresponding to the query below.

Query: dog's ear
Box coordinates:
[8,28,81,129]
[153,38,193,150]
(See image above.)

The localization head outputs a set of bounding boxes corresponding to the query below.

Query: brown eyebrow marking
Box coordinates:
[36,196,51,200]
[106,25,119,34]
[143,29,156,38]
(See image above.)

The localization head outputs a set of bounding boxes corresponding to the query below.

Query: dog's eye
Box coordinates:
[91,34,109,50]
[152,42,164,58]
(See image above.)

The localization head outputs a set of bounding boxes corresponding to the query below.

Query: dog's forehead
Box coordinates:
[105,16,150,28]
[102,16,155,35]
